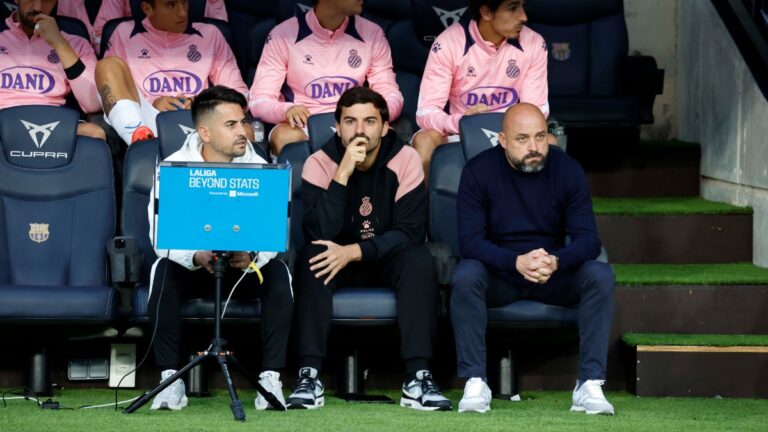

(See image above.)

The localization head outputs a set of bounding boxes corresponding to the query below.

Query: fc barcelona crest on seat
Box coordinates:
[29,223,49,243]
[551,42,572,61]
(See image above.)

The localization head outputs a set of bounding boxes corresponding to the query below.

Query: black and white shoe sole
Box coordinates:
[287,396,325,410]
[400,397,451,411]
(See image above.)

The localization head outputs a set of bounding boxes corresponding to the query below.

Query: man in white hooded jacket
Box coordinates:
[146,85,293,412]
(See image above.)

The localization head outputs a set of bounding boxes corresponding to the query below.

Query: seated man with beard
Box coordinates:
[450,103,615,415]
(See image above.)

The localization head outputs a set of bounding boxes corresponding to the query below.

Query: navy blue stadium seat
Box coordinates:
[387,20,429,75]
[526,0,664,127]
[362,0,411,33]
[411,0,470,46]
[0,105,117,393]
[56,15,91,42]
[247,18,280,87]
[278,0,313,21]
[0,105,117,322]
[307,112,337,152]
[120,111,265,322]
[155,110,197,156]
[228,0,278,84]
[0,1,13,20]
[395,71,421,134]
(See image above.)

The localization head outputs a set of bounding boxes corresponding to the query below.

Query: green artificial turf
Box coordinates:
[623,333,768,347]
[1,389,767,432]
[592,197,752,216]
[613,263,768,285]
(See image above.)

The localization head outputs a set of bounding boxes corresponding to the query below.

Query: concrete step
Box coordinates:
[623,333,768,398]
[595,198,752,263]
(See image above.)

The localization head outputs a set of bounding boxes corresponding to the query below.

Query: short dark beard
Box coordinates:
[17,11,40,31]
[507,151,547,173]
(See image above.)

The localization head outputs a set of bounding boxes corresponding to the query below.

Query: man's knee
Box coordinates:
[77,122,107,140]
[95,56,128,81]
[451,259,488,299]
[395,245,435,275]
[579,261,615,296]
[270,123,308,155]
[412,129,444,162]
[263,260,294,302]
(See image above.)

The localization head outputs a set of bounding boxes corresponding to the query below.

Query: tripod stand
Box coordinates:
[124,252,286,420]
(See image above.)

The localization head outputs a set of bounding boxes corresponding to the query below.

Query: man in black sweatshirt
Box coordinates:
[452,103,615,415]
[286,87,451,412]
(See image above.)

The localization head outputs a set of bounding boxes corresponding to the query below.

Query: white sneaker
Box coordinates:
[458,378,492,413]
[286,367,325,409]
[570,379,615,415]
[150,369,188,411]
[255,370,286,410]
[400,370,452,411]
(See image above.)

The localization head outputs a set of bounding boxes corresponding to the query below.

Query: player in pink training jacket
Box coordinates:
[93,0,226,46]
[413,0,549,174]
[249,0,403,156]
[95,0,247,145]
[0,0,104,140]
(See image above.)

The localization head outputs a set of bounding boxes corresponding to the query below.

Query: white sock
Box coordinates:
[160,369,178,381]
[107,99,144,145]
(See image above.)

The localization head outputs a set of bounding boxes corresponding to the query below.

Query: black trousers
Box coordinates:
[293,243,438,373]
[148,258,293,371]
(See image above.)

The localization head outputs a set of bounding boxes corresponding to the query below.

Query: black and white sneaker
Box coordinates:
[286,367,325,409]
[400,370,452,411]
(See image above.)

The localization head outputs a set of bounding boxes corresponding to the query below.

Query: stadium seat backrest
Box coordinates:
[277,141,311,253]
[278,0,313,21]
[458,112,504,161]
[526,0,628,96]
[56,15,91,42]
[427,141,463,254]
[0,1,13,20]
[387,20,430,74]
[247,18,279,87]
[99,17,132,58]
[307,112,337,152]
[129,0,206,21]
[227,0,279,18]
[430,112,503,253]
[0,105,115,287]
[362,0,411,32]
[411,0,470,47]
[395,71,421,133]
[120,138,159,282]
[156,110,196,158]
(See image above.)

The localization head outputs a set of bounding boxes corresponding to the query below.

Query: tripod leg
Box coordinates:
[229,355,286,411]
[123,354,206,414]
[217,355,246,421]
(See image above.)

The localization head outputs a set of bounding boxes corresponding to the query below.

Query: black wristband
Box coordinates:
[64,58,86,80]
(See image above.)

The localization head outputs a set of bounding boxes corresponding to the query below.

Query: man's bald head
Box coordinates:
[498,103,549,173]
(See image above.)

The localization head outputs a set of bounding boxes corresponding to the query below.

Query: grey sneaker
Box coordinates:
[570,379,615,415]
[286,367,325,409]
[400,370,452,411]
[255,370,286,410]
[150,369,188,411]
[458,377,492,413]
